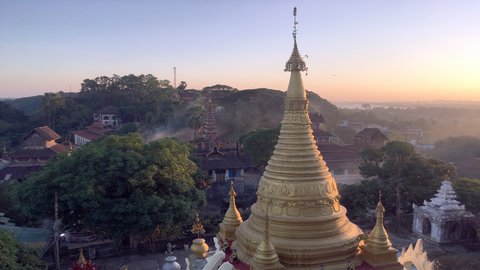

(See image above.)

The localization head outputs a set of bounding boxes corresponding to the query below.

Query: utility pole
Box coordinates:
[54,192,61,270]
[173,67,177,89]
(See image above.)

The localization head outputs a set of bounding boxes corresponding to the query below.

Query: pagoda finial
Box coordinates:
[285,7,307,72]
[72,248,97,270]
[293,7,298,40]
[229,179,236,204]
[376,190,385,220]
[77,248,87,265]
[217,180,243,242]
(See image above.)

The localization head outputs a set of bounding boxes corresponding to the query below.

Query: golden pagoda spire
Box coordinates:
[234,7,363,269]
[366,191,392,251]
[218,180,243,242]
[250,205,285,270]
[360,191,403,270]
[77,248,87,265]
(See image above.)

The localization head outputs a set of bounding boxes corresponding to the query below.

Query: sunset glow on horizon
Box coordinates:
[1,1,479,102]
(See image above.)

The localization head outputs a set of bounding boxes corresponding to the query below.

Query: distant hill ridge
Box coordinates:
[208,88,342,138]
[5,88,342,139]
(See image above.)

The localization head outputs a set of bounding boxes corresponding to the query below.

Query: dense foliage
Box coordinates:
[79,74,175,124]
[433,136,480,177]
[240,127,280,169]
[0,229,45,270]
[13,134,206,240]
[0,101,35,147]
[215,89,341,139]
[341,141,455,219]
[453,177,480,214]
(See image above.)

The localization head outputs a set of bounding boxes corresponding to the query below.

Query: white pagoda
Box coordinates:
[413,180,474,244]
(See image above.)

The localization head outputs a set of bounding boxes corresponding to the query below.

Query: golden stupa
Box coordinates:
[217,180,243,242]
[233,8,363,269]
[360,193,404,270]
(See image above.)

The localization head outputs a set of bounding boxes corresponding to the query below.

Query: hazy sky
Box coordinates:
[1,1,479,101]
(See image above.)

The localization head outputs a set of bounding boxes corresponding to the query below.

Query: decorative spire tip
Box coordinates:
[285,7,307,72]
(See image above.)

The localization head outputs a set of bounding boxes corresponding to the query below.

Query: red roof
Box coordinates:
[72,130,103,141]
[355,128,388,140]
[12,148,57,159]
[33,126,61,141]
[0,165,44,181]
[50,144,69,154]
[73,122,113,141]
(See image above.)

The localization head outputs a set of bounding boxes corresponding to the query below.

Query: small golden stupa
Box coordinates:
[360,192,404,270]
[233,7,363,269]
[249,206,285,270]
[217,180,243,243]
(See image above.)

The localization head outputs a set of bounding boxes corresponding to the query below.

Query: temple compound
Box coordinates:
[180,8,436,270]
[413,180,476,244]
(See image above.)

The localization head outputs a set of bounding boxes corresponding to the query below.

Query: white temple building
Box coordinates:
[412,180,475,244]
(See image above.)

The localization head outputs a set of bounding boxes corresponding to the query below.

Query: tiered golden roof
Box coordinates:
[218,180,243,242]
[233,8,363,269]
[360,192,403,270]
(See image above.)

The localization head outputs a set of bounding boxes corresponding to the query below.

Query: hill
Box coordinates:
[209,88,342,139]
[4,95,44,115]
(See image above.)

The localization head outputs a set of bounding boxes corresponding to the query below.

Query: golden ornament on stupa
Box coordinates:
[191,212,206,239]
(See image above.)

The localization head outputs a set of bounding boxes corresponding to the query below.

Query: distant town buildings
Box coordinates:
[194,97,253,183]
[93,106,120,128]
[73,106,119,146]
[308,112,389,185]
[353,127,389,148]
[0,126,68,183]
[72,122,113,146]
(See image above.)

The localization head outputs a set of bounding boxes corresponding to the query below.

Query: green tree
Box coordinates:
[0,101,31,148]
[42,92,65,130]
[186,105,204,140]
[13,134,205,241]
[177,81,187,91]
[202,84,237,91]
[358,141,455,228]
[240,127,280,170]
[0,229,46,270]
[434,136,480,162]
[453,177,480,213]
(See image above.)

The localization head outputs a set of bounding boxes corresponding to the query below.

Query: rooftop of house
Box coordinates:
[32,126,61,141]
[12,148,60,159]
[355,128,388,140]
[313,129,335,138]
[73,122,114,141]
[199,155,248,170]
[0,165,44,182]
